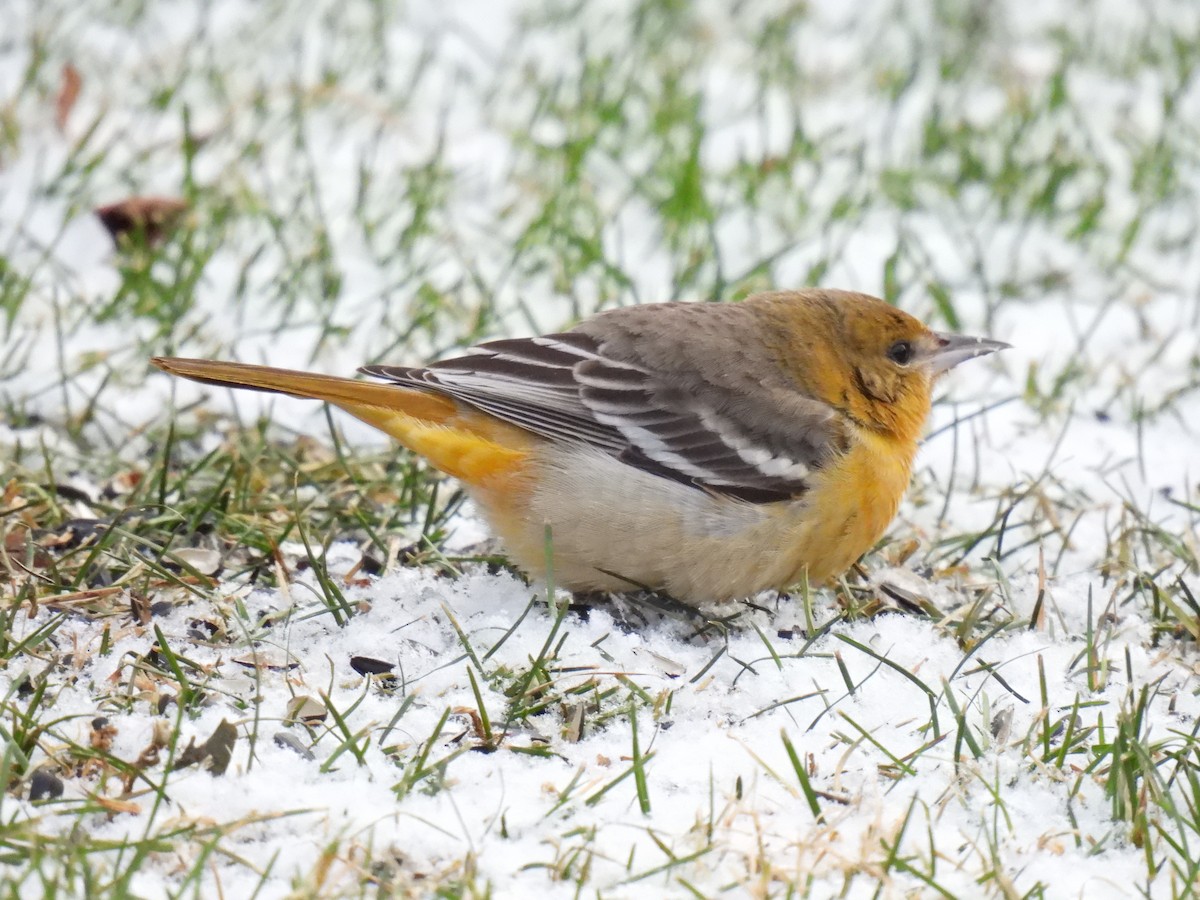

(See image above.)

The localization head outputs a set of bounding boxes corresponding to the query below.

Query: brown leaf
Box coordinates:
[94,795,141,815]
[285,695,327,727]
[172,718,237,775]
[55,64,81,132]
[129,591,152,626]
[232,650,298,672]
[203,719,237,776]
[2,531,53,571]
[123,720,172,792]
[173,736,207,770]
[94,197,188,247]
[105,469,144,495]
[90,717,117,752]
[40,585,124,614]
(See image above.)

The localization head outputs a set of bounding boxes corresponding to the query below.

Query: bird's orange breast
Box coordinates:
[785,428,919,584]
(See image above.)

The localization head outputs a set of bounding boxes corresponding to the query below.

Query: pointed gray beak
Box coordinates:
[926,332,1010,374]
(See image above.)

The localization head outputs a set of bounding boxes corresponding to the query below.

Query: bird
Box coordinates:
[152,289,1007,606]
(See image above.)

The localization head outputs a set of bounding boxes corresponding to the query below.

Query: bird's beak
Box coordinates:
[925,332,1010,374]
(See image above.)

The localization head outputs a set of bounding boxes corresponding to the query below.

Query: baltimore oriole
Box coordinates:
[153,289,1007,605]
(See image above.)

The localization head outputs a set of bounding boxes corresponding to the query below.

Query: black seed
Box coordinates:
[350,656,394,677]
[30,770,65,802]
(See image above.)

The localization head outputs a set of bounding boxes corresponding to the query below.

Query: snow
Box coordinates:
[3,0,1199,896]
[19,560,1192,897]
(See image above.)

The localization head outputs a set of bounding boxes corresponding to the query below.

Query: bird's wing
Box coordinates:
[362,327,846,503]
[362,333,628,453]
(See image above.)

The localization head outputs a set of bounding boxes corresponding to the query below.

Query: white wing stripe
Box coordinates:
[430,371,575,398]
[530,335,630,364]
[592,416,729,481]
[574,371,648,390]
[465,349,565,369]
[683,409,811,484]
[580,398,649,417]
[365,330,821,501]
[752,455,811,479]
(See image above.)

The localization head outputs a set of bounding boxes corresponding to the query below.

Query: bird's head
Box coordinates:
[762,290,1009,445]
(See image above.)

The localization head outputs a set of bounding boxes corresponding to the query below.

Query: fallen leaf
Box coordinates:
[90,717,117,752]
[55,63,81,132]
[94,197,188,247]
[94,795,141,815]
[232,650,299,672]
[123,720,172,792]
[2,531,52,571]
[285,695,327,726]
[169,547,222,576]
[129,591,151,626]
[172,718,238,775]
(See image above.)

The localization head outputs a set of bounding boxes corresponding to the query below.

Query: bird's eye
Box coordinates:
[886,341,914,365]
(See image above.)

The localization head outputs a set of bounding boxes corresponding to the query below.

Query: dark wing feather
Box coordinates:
[361,333,626,452]
[362,320,845,503]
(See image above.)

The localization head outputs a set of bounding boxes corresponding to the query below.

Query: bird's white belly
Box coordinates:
[475,444,816,603]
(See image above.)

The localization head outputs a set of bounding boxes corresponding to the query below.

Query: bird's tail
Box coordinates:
[151,357,456,422]
[151,357,535,487]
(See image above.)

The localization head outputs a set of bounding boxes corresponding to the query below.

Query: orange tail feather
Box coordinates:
[151,357,537,488]
[151,357,457,422]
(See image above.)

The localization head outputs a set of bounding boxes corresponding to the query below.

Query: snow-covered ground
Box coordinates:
[2,0,1199,896]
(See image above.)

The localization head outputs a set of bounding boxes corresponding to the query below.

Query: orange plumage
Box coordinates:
[153,289,1006,604]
